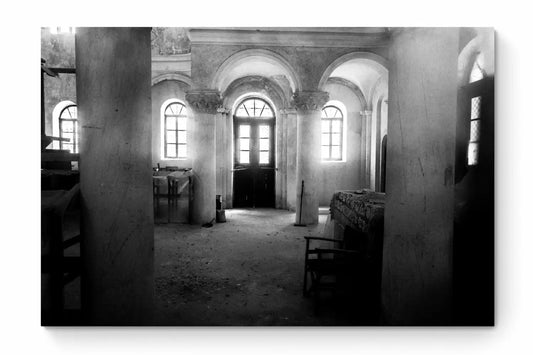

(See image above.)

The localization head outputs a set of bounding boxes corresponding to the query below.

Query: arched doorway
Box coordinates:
[233,97,276,207]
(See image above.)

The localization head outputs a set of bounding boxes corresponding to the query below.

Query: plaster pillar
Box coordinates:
[293,91,329,225]
[215,107,230,209]
[381,28,459,325]
[76,28,153,324]
[185,90,221,224]
[360,110,373,188]
[283,108,298,211]
[224,107,234,209]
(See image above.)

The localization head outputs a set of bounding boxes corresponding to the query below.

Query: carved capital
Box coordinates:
[217,107,231,115]
[185,90,222,114]
[291,91,330,112]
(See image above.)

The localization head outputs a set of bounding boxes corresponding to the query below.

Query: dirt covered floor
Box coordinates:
[154,208,352,325]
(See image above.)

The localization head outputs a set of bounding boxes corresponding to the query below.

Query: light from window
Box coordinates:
[164,101,187,159]
[59,105,78,153]
[467,96,482,166]
[321,105,343,161]
[469,53,485,83]
[238,125,251,164]
[259,125,270,164]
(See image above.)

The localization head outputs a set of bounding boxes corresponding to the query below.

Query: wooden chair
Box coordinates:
[303,236,363,310]
[41,183,82,324]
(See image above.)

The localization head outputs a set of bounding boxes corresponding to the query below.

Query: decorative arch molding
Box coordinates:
[325,77,368,110]
[222,75,289,113]
[151,73,193,87]
[318,51,389,91]
[212,48,302,94]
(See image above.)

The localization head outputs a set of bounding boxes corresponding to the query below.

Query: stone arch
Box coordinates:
[151,73,192,88]
[458,29,494,86]
[212,48,301,94]
[318,51,389,91]
[217,75,292,210]
[325,77,367,109]
[222,76,288,114]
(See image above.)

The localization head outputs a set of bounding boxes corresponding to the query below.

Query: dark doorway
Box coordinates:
[453,76,494,325]
[233,98,276,208]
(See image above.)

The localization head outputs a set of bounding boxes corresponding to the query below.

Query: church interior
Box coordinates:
[40,27,494,326]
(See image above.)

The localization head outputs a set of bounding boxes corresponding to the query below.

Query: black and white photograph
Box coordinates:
[2,0,532,353]
[39,26,494,326]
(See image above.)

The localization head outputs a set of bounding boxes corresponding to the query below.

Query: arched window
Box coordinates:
[234,98,275,165]
[321,105,343,161]
[59,105,78,153]
[163,101,187,159]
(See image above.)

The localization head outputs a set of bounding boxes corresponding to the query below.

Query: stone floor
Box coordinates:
[153,208,356,326]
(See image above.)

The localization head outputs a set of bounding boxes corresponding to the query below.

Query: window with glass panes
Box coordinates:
[321,105,343,161]
[59,105,79,153]
[164,101,187,159]
[234,98,275,166]
[467,96,481,166]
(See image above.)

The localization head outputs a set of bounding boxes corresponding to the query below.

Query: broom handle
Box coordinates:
[298,180,304,224]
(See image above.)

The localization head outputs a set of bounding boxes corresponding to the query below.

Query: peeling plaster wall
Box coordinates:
[319,82,363,205]
[381,28,458,325]
[151,80,192,169]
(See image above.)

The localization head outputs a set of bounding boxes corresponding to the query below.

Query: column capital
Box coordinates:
[185,90,222,114]
[216,107,231,115]
[360,110,373,116]
[291,91,329,112]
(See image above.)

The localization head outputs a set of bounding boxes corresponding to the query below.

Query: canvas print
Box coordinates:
[41,27,494,326]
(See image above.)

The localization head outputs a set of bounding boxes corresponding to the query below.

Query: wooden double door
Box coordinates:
[233,98,276,208]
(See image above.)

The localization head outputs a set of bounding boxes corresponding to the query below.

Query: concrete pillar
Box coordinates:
[381,28,459,325]
[293,91,329,225]
[76,28,153,324]
[185,90,220,224]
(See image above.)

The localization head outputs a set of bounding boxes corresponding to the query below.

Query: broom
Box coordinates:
[294,180,306,226]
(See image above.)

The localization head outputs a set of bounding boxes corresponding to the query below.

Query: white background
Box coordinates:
[0,0,530,353]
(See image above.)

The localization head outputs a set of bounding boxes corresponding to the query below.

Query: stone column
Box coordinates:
[185,90,221,224]
[360,109,372,188]
[283,108,298,211]
[381,28,458,325]
[76,28,153,324]
[215,107,231,209]
[292,91,329,225]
